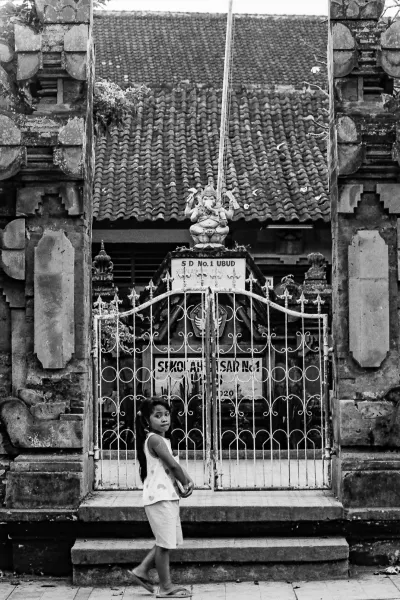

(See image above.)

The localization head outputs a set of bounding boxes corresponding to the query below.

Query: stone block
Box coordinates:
[30,401,67,420]
[332,23,357,78]
[11,309,27,394]
[348,231,389,368]
[65,53,87,80]
[338,144,365,176]
[1,219,25,250]
[0,399,83,449]
[0,116,21,146]
[0,147,23,181]
[64,25,89,52]
[58,117,84,145]
[339,400,400,447]
[381,21,400,78]
[376,184,400,214]
[0,250,25,280]
[6,470,83,508]
[14,24,41,52]
[34,230,75,370]
[53,147,83,177]
[16,187,44,217]
[338,184,363,214]
[0,42,13,63]
[342,470,400,507]
[18,388,44,407]
[16,53,40,80]
[60,183,82,215]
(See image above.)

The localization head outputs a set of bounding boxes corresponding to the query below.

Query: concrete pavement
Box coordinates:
[1,568,400,600]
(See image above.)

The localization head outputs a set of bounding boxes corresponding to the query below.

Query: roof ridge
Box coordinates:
[93,10,327,20]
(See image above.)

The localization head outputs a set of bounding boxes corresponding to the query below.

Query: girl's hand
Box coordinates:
[181,480,194,498]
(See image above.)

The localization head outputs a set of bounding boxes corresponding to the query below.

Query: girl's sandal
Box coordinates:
[129,571,154,593]
[156,587,192,598]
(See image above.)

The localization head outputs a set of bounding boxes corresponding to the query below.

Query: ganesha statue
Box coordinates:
[185,180,237,248]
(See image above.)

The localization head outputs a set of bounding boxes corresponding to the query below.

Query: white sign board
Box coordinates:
[154,356,263,399]
[171,258,246,291]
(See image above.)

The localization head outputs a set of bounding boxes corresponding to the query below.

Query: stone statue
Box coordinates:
[185,180,236,248]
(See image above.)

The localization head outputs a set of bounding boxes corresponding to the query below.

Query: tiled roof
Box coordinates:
[94,12,327,89]
[93,86,329,223]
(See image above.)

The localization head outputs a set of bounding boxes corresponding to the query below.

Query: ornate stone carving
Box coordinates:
[34,230,75,369]
[337,116,365,175]
[185,180,236,249]
[92,241,117,300]
[381,21,400,78]
[35,0,91,24]
[330,0,385,19]
[349,231,389,368]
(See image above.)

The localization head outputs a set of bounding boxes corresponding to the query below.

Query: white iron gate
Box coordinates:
[93,278,331,490]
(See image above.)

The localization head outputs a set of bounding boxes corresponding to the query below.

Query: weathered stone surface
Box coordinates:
[338,144,365,175]
[332,23,357,77]
[0,279,25,308]
[0,65,10,91]
[0,147,22,180]
[16,187,44,217]
[14,24,42,52]
[18,388,44,407]
[338,399,400,446]
[0,399,83,448]
[11,309,27,395]
[16,53,40,80]
[381,21,400,78]
[1,219,25,250]
[1,250,25,280]
[65,53,87,80]
[30,401,67,420]
[58,117,84,145]
[54,147,83,177]
[64,24,89,51]
[377,183,400,214]
[34,230,75,369]
[348,231,389,368]
[0,116,21,146]
[338,184,363,213]
[330,0,385,19]
[342,470,400,507]
[60,183,82,215]
[35,0,91,23]
[337,116,359,143]
[350,540,400,566]
[6,471,83,508]
[0,42,13,63]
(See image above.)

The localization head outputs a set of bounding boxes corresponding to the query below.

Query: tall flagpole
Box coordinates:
[216,0,234,202]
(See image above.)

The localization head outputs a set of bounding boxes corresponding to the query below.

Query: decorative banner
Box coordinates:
[154,356,263,398]
[171,257,246,291]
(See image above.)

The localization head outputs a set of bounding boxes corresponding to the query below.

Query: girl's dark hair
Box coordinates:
[136,396,171,483]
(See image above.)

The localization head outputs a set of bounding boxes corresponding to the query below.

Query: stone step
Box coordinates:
[79,490,344,523]
[72,536,349,586]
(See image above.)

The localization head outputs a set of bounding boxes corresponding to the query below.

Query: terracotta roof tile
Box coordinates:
[93,86,329,223]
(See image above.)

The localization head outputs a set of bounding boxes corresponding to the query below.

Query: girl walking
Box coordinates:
[130,397,194,598]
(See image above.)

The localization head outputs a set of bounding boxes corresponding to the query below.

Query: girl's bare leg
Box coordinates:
[155,545,173,592]
[133,544,156,579]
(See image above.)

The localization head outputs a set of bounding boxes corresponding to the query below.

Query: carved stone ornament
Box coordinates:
[330,0,385,19]
[0,116,23,181]
[337,116,365,175]
[332,23,357,78]
[0,219,25,281]
[34,0,91,24]
[381,21,400,78]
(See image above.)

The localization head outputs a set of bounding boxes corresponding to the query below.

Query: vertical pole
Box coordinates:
[217,0,234,202]
[204,290,213,488]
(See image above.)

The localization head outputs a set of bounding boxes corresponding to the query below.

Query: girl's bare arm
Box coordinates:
[148,435,193,486]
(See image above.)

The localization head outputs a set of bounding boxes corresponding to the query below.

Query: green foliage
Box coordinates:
[93,78,150,135]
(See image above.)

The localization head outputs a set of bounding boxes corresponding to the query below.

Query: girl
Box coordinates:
[130,397,194,598]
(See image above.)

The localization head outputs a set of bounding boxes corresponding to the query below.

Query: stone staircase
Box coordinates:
[72,490,349,585]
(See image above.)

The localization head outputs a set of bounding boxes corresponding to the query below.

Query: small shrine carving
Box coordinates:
[185,179,237,249]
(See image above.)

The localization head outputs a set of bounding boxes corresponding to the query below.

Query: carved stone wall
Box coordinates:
[329,0,400,510]
[0,0,93,509]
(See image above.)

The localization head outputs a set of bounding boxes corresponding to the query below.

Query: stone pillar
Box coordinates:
[329,0,400,510]
[0,0,94,509]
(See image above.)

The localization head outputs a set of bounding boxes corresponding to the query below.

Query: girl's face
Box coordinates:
[149,404,171,436]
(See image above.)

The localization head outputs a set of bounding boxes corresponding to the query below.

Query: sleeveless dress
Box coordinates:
[142,433,183,549]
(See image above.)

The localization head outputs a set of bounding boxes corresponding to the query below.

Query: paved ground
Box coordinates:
[1,569,400,600]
